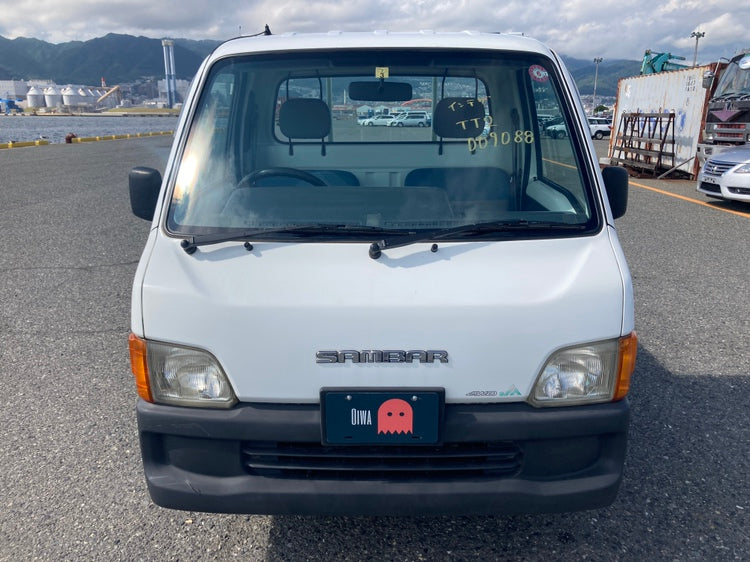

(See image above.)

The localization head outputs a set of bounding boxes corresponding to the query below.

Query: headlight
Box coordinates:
[129,334,237,408]
[529,334,637,407]
[734,163,750,173]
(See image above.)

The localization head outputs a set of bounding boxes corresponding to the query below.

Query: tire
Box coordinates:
[366,122,373,126]
[417,122,426,127]
[594,131,604,140]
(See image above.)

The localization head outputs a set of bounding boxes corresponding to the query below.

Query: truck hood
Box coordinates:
[135,234,627,403]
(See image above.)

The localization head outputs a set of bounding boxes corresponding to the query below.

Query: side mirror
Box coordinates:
[602,166,628,219]
[702,70,714,89]
[129,166,162,221]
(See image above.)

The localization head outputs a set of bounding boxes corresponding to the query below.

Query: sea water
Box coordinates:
[0,114,179,144]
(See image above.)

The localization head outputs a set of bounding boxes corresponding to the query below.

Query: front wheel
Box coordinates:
[594,131,604,140]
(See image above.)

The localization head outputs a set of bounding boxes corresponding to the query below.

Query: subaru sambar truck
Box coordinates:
[128,31,637,516]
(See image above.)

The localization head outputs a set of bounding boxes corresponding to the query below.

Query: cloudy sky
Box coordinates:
[1,0,748,63]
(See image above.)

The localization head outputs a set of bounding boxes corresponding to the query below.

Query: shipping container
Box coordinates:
[610,65,714,178]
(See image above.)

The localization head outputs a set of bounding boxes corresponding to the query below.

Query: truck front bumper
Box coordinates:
[136,398,629,515]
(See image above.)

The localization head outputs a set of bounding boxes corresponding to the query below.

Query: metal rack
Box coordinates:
[611,112,676,175]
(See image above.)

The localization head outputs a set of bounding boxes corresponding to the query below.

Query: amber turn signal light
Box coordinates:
[129,333,153,403]
[613,332,638,401]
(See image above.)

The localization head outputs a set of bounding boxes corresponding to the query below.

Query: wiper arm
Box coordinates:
[180,224,388,254]
[368,220,586,259]
[714,92,741,100]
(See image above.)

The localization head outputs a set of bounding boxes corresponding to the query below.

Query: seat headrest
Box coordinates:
[433,97,486,138]
[279,98,331,139]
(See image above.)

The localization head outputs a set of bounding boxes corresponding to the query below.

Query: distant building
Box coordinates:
[0,80,28,100]
[157,79,191,105]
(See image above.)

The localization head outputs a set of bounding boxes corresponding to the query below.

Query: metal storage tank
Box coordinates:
[78,88,91,107]
[27,86,46,108]
[61,86,77,106]
[44,86,63,107]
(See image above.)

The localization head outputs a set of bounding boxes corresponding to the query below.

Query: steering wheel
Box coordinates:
[238,167,327,187]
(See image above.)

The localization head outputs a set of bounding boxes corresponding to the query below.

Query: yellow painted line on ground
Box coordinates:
[542,157,576,170]
[630,180,750,219]
[543,156,749,219]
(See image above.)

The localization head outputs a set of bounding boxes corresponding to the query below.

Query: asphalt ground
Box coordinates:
[0,137,747,561]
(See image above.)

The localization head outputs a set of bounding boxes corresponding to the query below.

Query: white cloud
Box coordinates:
[0,0,748,62]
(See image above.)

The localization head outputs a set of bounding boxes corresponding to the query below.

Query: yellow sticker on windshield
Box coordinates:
[375,67,389,79]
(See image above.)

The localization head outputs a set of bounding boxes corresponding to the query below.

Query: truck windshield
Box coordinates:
[167,49,600,239]
[713,55,750,99]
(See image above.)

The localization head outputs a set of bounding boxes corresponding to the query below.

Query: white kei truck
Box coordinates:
[128,30,637,515]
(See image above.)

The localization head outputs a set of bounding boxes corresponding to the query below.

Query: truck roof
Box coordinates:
[210,30,554,60]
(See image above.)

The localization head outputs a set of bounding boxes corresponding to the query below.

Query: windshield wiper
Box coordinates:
[180,224,388,254]
[368,220,587,259]
[714,91,743,100]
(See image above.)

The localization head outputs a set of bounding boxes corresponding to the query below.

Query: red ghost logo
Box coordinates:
[377,398,413,435]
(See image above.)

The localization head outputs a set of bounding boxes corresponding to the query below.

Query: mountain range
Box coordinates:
[0,33,215,86]
[0,33,641,97]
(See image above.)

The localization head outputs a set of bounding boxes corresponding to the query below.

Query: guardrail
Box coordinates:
[0,130,174,150]
[71,131,174,143]
[0,139,50,149]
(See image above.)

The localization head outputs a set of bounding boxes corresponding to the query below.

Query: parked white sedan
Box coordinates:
[360,114,395,126]
[697,147,750,203]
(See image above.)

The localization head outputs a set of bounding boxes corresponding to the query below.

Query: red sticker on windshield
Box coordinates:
[529,65,549,83]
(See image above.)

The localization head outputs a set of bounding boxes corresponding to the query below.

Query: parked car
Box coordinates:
[545,122,567,138]
[360,114,395,126]
[588,117,612,140]
[697,147,750,203]
[387,111,431,127]
[538,114,561,130]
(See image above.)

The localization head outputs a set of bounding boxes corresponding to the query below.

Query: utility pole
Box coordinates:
[691,31,705,67]
[592,57,603,115]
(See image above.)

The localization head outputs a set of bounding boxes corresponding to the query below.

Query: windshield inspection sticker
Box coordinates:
[529,65,549,83]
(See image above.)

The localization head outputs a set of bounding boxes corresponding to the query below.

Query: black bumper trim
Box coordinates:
[136,399,629,515]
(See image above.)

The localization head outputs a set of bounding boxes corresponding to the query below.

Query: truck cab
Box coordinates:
[128,31,636,515]
[697,50,750,165]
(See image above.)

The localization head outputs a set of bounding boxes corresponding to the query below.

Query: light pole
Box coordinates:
[691,31,705,67]
[592,57,603,114]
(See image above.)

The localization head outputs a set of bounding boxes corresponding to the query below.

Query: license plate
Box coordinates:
[703,176,718,184]
[321,389,443,445]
